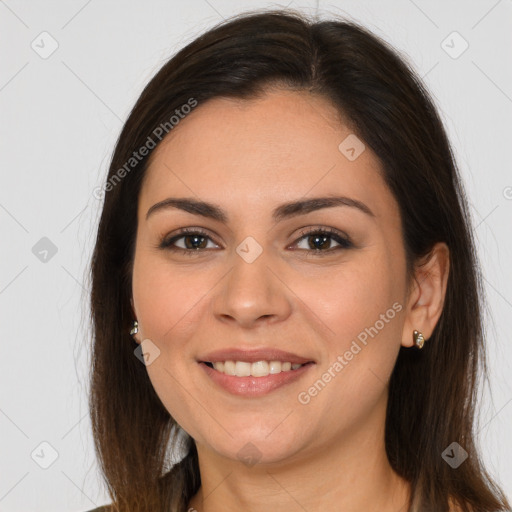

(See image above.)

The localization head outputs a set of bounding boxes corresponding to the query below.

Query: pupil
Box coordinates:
[310,234,329,250]
[185,235,206,249]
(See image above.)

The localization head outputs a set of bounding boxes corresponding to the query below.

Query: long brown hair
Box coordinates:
[88,8,510,512]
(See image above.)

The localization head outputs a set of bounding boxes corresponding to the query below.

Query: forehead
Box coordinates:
[138,89,397,223]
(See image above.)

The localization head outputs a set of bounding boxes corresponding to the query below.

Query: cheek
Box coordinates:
[302,251,405,405]
[131,252,212,434]
[132,250,209,346]
[309,252,403,348]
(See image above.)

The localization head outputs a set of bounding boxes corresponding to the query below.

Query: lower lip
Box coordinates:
[199,362,315,397]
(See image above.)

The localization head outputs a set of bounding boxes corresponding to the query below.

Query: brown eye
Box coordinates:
[159,228,219,254]
[292,227,353,255]
[159,226,353,257]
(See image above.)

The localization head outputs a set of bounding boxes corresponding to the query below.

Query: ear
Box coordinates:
[401,242,450,347]
[129,297,141,344]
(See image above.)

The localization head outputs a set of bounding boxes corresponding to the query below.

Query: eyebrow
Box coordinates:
[145,195,375,223]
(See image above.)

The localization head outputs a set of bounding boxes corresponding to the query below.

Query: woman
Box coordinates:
[87,9,511,512]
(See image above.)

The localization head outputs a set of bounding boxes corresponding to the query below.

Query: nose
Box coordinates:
[212,248,292,329]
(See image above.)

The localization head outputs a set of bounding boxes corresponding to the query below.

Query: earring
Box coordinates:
[130,320,139,336]
[413,329,425,349]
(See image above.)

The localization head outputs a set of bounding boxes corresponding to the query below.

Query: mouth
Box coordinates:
[197,349,316,397]
[196,348,316,396]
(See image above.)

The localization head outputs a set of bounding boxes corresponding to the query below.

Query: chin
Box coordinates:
[199,426,307,467]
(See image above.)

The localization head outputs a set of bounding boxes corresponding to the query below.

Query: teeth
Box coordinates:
[211,360,304,377]
[251,360,269,377]
[223,361,235,375]
[235,361,251,377]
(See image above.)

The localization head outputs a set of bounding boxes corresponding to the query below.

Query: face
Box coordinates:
[131,89,410,466]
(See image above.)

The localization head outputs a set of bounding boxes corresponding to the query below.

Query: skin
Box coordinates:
[130,88,450,512]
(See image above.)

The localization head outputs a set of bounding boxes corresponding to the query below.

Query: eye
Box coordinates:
[158,226,353,256]
[159,227,219,256]
[291,227,353,256]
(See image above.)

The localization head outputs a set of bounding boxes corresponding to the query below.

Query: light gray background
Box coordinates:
[1,1,511,510]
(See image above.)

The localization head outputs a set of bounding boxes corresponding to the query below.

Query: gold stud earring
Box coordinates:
[130,320,139,336]
[413,329,425,349]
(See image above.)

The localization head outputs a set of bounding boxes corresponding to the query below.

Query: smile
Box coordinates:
[199,360,315,397]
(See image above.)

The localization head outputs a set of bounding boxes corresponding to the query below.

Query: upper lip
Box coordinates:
[197,348,315,365]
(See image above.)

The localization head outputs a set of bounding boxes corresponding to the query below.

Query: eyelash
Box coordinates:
[158,226,353,257]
